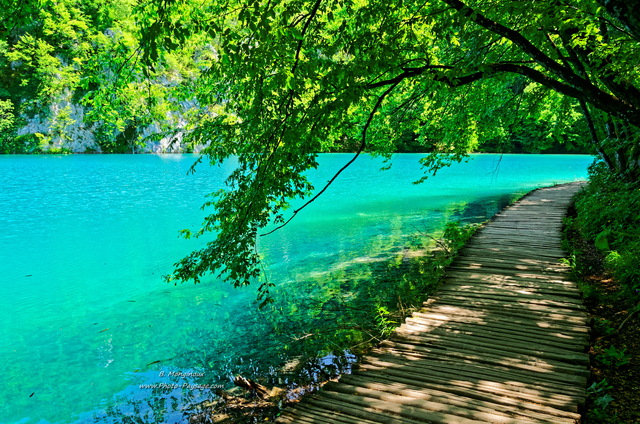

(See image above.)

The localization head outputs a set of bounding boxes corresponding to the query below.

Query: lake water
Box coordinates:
[0,154,591,423]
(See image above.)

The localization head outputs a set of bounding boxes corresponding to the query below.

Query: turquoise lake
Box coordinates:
[0,154,592,423]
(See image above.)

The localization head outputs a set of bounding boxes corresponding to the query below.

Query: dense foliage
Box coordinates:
[0,0,210,153]
[574,162,640,298]
[563,163,640,424]
[145,0,640,297]
[0,0,612,156]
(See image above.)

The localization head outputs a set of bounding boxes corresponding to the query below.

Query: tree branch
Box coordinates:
[261,82,401,236]
[441,0,579,83]
[438,0,640,126]
[596,0,640,40]
[548,31,617,169]
[367,62,581,95]
[365,57,640,128]
[366,66,442,89]
[291,0,322,75]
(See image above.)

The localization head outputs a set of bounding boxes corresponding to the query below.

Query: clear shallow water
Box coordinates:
[0,153,591,423]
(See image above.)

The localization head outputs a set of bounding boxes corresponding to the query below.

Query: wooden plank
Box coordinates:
[441,277,583,298]
[477,229,558,238]
[288,403,383,424]
[315,390,499,424]
[491,215,565,222]
[439,276,578,295]
[380,335,589,376]
[458,254,568,265]
[465,236,565,246]
[465,239,564,252]
[353,364,578,416]
[435,290,586,312]
[345,369,585,416]
[431,299,588,326]
[323,381,559,424]
[411,308,589,337]
[472,231,564,240]
[339,374,579,423]
[494,211,567,215]
[469,237,563,247]
[373,340,589,380]
[415,307,589,334]
[454,258,568,273]
[429,299,588,326]
[277,410,332,424]
[394,327,586,361]
[368,350,588,389]
[485,229,564,236]
[489,215,565,221]
[403,315,588,349]
[448,265,571,280]
[451,259,569,274]
[442,274,582,297]
[428,295,588,321]
[391,331,590,365]
[305,395,422,424]
[460,246,566,260]
[354,365,582,412]
[401,318,588,350]
[400,318,583,350]
[500,211,568,215]
[442,280,582,300]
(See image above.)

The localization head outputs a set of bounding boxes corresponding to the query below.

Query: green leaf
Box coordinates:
[595,230,610,251]
[594,393,614,409]
[290,28,304,40]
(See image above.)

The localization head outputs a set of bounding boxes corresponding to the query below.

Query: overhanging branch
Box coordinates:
[367,62,581,94]
[365,59,640,126]
[291,0,323,75]
[260,81,401,236]
[413,0,640,126]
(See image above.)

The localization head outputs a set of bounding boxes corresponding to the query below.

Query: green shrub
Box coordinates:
[441,221,481,253]
[593,317,616,337]
[586,379,619,423]
[598,345,631,367]
[575,161,640,294]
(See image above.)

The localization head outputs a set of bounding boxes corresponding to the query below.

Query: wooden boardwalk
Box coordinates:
[277,182,589,424]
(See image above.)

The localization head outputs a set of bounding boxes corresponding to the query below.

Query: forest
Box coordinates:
[2,0,640,422]
[1,0,620,157]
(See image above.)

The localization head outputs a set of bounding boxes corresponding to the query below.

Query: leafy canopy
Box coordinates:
[126,0,640,299]
[0,0,215,153]
[137,0,640,300]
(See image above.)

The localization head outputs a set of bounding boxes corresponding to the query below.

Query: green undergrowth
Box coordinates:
[563,161,640,424]
[571,162,640,300]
